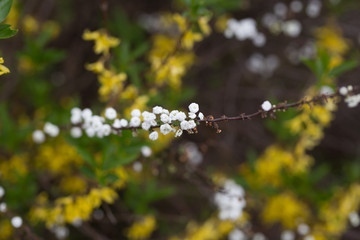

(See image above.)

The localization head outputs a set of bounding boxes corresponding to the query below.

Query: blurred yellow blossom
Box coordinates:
[0,154,28,182]
[98,70,127,100]
[0,220,13,240]
[83,29,120,55]
[22,15,39,34]
[0,58,10,76]
[126,215,156,240]
[30,187,118,227]
[262,193,310,228]
[86,60,105,74]
[198,16,211,35]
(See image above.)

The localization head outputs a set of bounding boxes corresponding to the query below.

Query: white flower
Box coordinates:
[348,85,353,91]
[261,100,272,111]
[82,108,92,121]
[150,120,157,126]
[290,1,303,13]
[142,121,151,131]
[0,186,4,198]
[180,120,190,130]
[11,216,23,228]
[102,124,111,136]
[188,120,197,129]
[281,230,295,240]
[131,109,141,117]
[32,130,45,144]
[86,127,95,137]
[112,119,121,128]
[71,107,82,116]
[53,225,69,239]
[297,223,310,235]
[142,111,156,122]
[132,161,143,172]
[72,218,82,227]
[176,111,187,121]
[253,233,266,240]
[282,20,302,37]
[253,32,266,47]
[149,131,159,141]
[175,129,183,137]
[71,114,82,124]
[345,94,360,108]
[188,112,196,119]
[152,106,163,114]
[120,119,128,127]
[71,108,82,124]
[160,124,174,135]
[348,211,360,227]
[169,110,179,121]
[70,127,82,138]
[188,103,199,113]
[228,228,246,240]
[105,107,117,120]
[306,0,322,18]
[162,109,170,115]
[339,86,348,96]
[0,203,7,212]
[44,122,60,137]
[320,86,334,95]
[91,116,103,130]
[130,117,141,127]
[214,180,245,221]
[96,130,104,138]
[141,146,152,157]
[304,236,315,240]
[274,2,287,18]
[160,113,170,123]
[198,112,204,120]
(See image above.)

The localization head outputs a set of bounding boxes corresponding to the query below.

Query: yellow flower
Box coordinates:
[127,215,157,240]
[98,70,127,100]
[83,29,120,55]
[173,14,187,33]
[315,24,349,56]
[0,220,13,240]
[60,176,87,194]
[85,60,105,74]
[198,16,211,35]
[262,193,310,228]
[182,31,203,50]
[0,58,10,76]
[215,14,230,32]
[22,15,39,34]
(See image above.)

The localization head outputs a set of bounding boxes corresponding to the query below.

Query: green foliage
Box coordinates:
[0,24,17,39]
[303,48,358,87]
[0,0,12,22]
[265,108,299,144]
[124,180,175,214]
[0,0,17,39]
[179,0,244,17]
[0,103,32,153]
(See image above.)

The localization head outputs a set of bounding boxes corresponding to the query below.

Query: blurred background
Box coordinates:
[1,0,360,239]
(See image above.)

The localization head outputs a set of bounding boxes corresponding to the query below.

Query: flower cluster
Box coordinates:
[33,103,204,143]
[214,180,246,221]
[340,85,360,108]
[224,18,266,47]
[32,122,60,144]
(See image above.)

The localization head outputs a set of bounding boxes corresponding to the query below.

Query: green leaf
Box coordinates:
[328,60,358,78]
[0,23,17,39]
[0,0,12,23]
